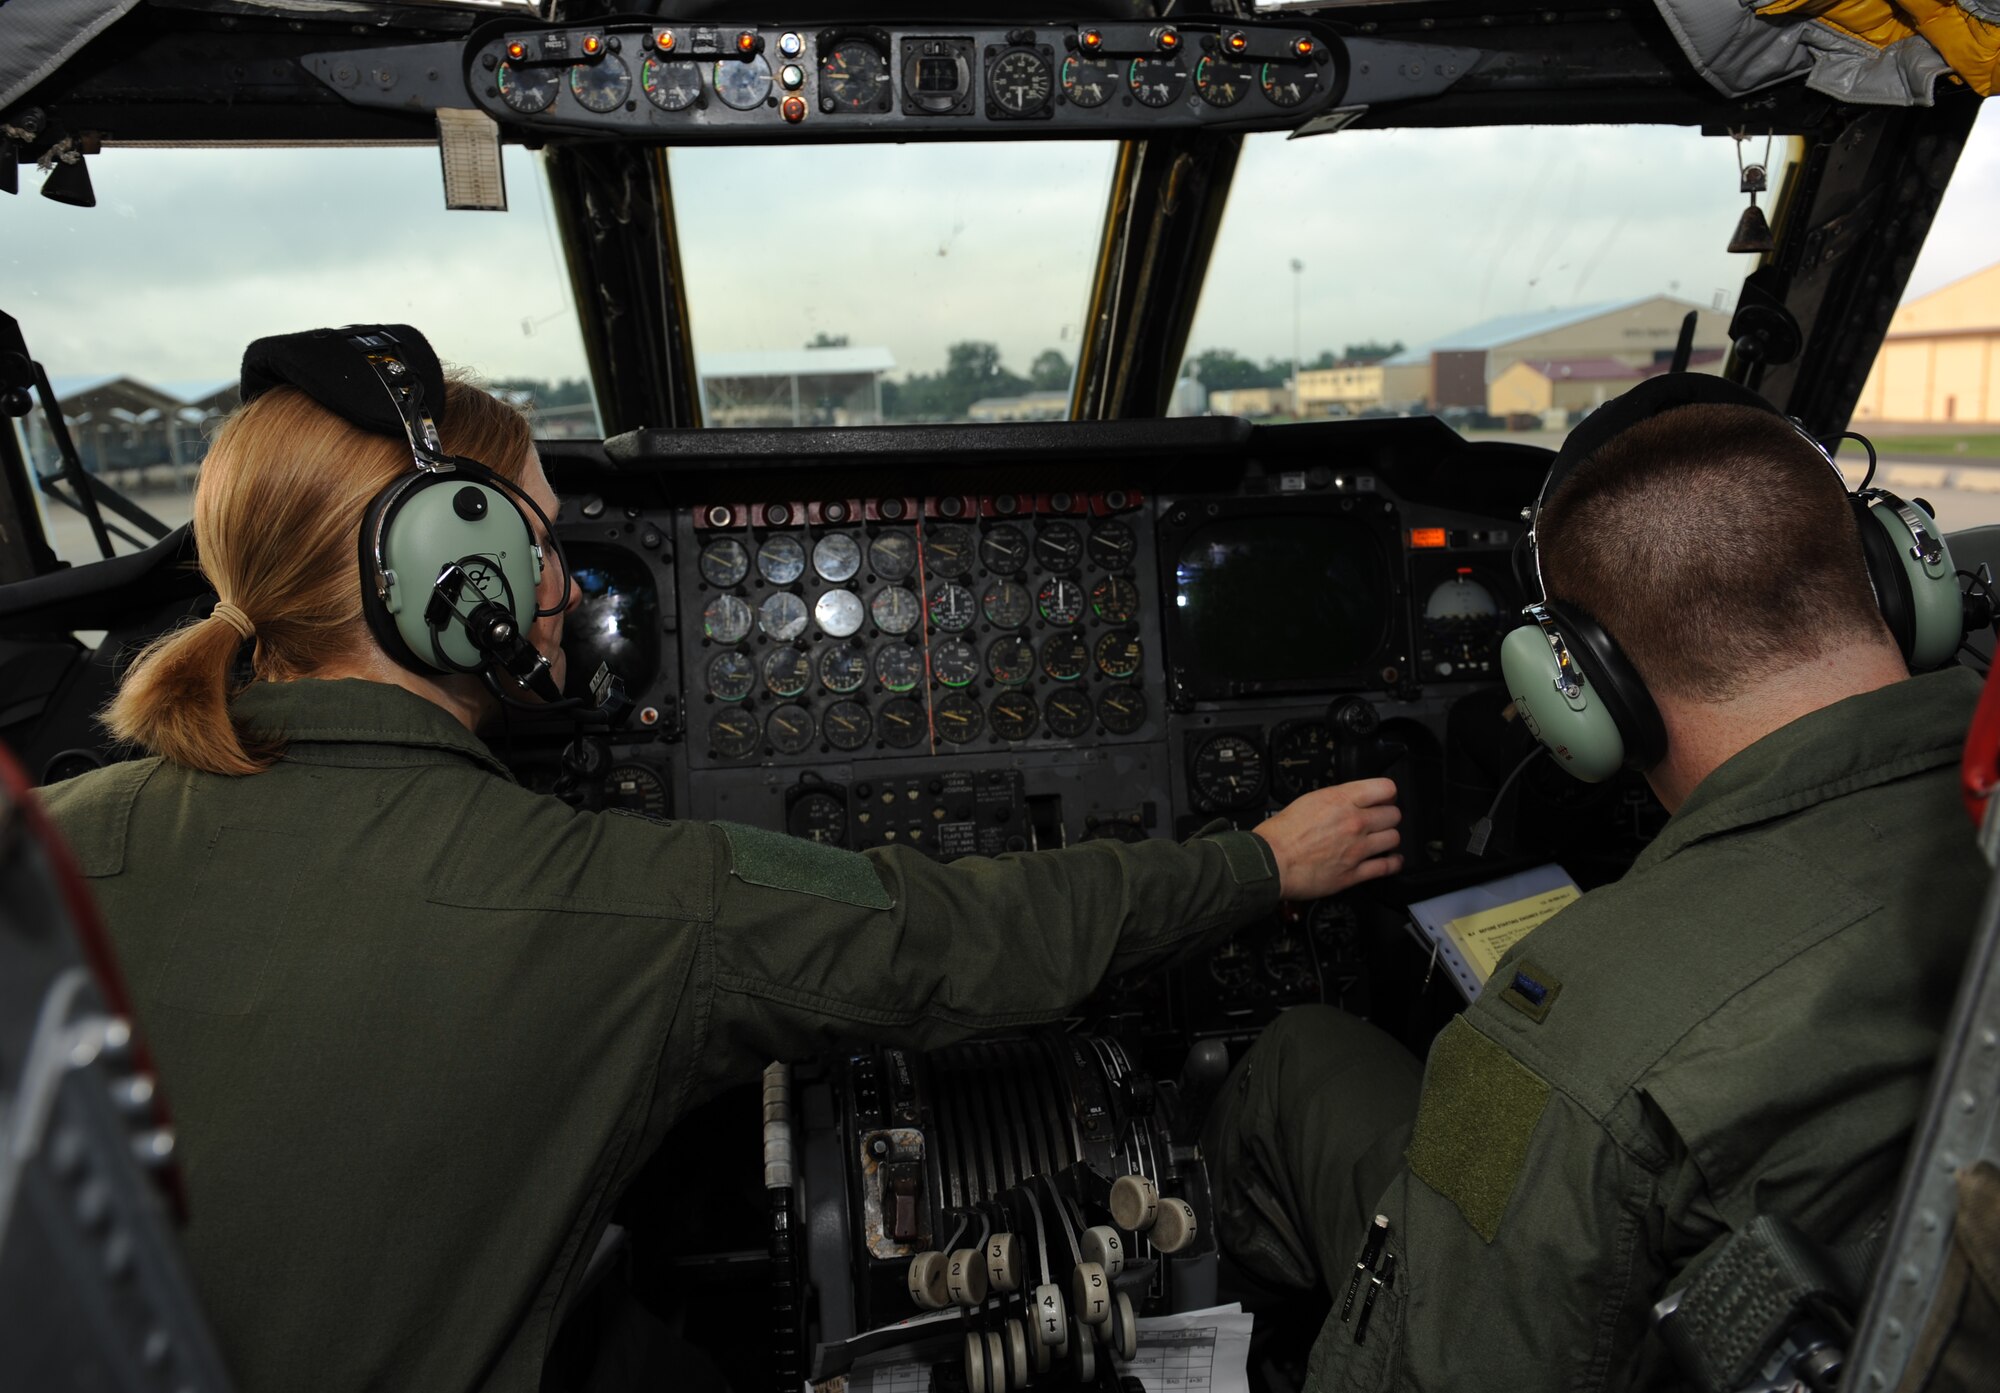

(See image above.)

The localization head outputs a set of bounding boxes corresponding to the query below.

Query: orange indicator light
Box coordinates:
[1293,37,1315,58]
[1457,566,1474,576]
[1158,28,1180,50]
[506,41,525,60]
[1080,29,1102,51]
[582,34,602,55]
[1227,32,1248,52]
[781,94,806,123]
[737,31,758,53]
[1410,528,1448,549]
[655,29,675,51]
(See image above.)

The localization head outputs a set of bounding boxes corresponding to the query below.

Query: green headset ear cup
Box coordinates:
[1853,493,1916,660]
[1501,623,1629,783]
[1857,493,1960,668]
[1551,603,1666,769]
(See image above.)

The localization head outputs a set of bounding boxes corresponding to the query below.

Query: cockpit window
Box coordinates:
[669,141,1117,427]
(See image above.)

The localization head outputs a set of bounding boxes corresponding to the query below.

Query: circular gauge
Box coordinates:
[931,638,979,688]
[926,523,975,578]
[815,589,865,638]
[935,691,984,744]
[819,644,869,694]
[570,57,632,113]
[1193,734,1266,809]
[823,699,873,751]
[982,579,1033,629]
[1034,522,1083,573]
[1045,688,1094,738]
[988,635,1037,685]
[813,533,862,582]
[703,594,753,645]
[820,37,889,112]
[929,581,976,632]
[713,54,774,110]
[787,789,848,844]
[980,524,1029,575]
[1038,578,1087,626]
[1095,630,1143,680]
[757,534,807,585]
[1426,574,1500,621]
[767,703,815,755]
[1129,56,1187,108]
[707,649,756,702]
[642,56,703,111]
[990,690,1039,741]
[869,531,917,580]
[700,537,750,588]
[497,62,561,114]
[1209,939,1254,989]
[759,591,809,641]
[876,643,923,693]
[764,645,812,697]
[1099,685,1147,735]
[1060,54,1119,107]
[1087,520,1137,570]
[990,49,1054,116]
[879,696,927,748]
[1091,576,1141,623]
[604,763,670,817]
[1270,721,1334,800]
[871,585,921,635]
[1259,60,1319,108]
[1042,631,1089,682]
[1195,54,1256,107]
[709,707,761,759]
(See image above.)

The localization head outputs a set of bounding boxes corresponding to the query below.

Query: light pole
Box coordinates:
[1290,258,1304,419]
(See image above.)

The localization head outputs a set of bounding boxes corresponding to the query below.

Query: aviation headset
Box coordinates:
[1500,372,1964,783]
[239,324,576,706]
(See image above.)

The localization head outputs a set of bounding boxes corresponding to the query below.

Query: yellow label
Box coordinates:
[1444,885,1579,982]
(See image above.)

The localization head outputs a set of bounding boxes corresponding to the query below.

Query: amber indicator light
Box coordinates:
[1227,32,1248,52]
[737,31,758,53]
[1079,29,1102,51]
[506,40,526,60]
[1410,528,1448,549]
[655,30,675,51]
[1158,28,1180,50]
[582,34,602,56]
[1293,37,1315,58]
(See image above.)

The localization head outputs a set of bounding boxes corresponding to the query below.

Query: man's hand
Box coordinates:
[1254,779,1403,900]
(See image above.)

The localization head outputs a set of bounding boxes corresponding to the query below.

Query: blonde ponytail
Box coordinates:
[105,611,276,776]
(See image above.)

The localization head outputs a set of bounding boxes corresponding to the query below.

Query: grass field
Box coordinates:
[1875,434,2000,457]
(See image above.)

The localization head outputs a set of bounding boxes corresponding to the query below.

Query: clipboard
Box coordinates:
[1406,864,1580,1001]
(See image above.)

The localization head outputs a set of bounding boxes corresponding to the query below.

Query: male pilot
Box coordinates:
[1203,375,1988,1389]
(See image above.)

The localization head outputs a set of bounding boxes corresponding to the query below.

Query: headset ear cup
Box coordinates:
[357,477,431,673]
[1853,495,1917,662]
[1502,620,1628,783]
[1551,604,1667,771]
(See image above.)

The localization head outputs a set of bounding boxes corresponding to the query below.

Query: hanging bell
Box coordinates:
[1728,200,1773,255]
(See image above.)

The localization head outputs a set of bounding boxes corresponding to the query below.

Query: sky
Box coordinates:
[4,101,1997,393]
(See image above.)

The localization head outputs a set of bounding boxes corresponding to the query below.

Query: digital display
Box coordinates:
[562,544,662,699]
[916,56,961,92]
[1171,514,1390,690]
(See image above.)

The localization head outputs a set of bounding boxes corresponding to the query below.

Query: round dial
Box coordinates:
[764,645,812,698]
[928,581,976,632]
[642,56,703,111]
[758,591,809,641]
[1193,734,1266,809]
[1270,721,1334,800]
[1045,688,1094,738]
[1037,578,1086,626]
[1209,939,1253,988]
[497,62,561,114]
[1129,56,1187,107]
[990,49,1053,115]
[876,643,923,693]
[713,54,774,110]
[1260,60,1319,108]
[1095,630,1143,681]
[935,691,984,744]
[766,703,816,755]
[869,531,917,580]
[1195,54,1256,107]
[1099,685,1147,735]
[1042,632,1089,682]
[787,789,847,844]
[980,524,1029,575]
[926,523,975,578]
[569,57,632,113]
[982,579,1033,629]
[931,638,979,688]
[1034,522,1082,573]
[1426,574,1500,621]
[1092,576,1141,623]
[815,589,865,638]
[1087,521,1137,570]
[990,690,1039,741]
[707,649,755,702]
[757,534,807,585]
[819,644,869,694]
[871,585,921,635]
[605,763,669,817]
[709,707,761,759]
[819,38,889,112]
[813,532,862,582]
[879,697,927,748]
[700,537,750,588]
[823,699,872,751]
[988,635,1037,685]
[703,594,753,645]
[1060,55,1119,107]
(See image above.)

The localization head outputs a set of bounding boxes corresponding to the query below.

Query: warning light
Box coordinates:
[1158,27,1180,50]
[1410,528,1448,549]
[655,30,675,52]
[581,34,602,56]
[781,94,806,123]
[1079,29,1102,51]
[1227,32,1249,52]
[737,30,758,54]
[1293,37,1315,58]
[1457,567,1474,576]
[506,41,526,60]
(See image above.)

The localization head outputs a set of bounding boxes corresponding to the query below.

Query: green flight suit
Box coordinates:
[1207,668,1986,1390]
[39,678,1280,1393]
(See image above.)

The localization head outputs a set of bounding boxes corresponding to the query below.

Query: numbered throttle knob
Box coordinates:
[1109,1173,1159,1231]
[947,1247,989,1306]
[1151,1196,1199,1253]
[1072,1260,1112,1326]
[1081,1224,1125,1277]
[907,1250,950,1309]
[1031,1283,1068,1346]
[986,1231,1022,1292]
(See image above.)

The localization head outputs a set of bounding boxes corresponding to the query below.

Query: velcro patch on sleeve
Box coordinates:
[1405,1017,1551,1243]
[1498,957,1562,1024]
[719,821,894,910]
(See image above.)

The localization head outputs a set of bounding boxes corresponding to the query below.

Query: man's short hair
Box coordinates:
[1538,402,1891,702]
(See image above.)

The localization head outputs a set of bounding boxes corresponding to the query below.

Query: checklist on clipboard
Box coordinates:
[1406,864,1580,1001]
